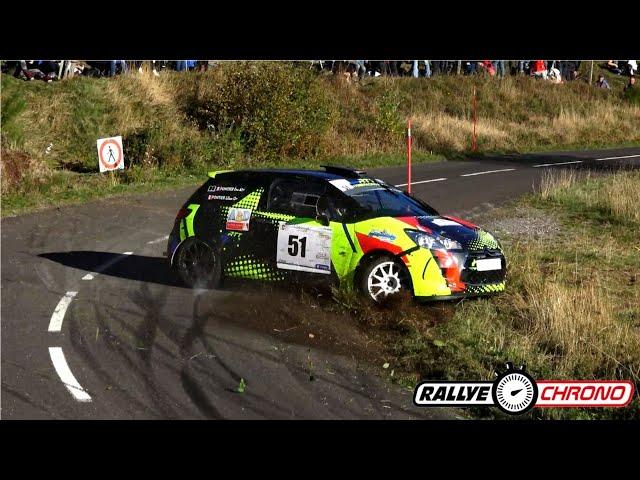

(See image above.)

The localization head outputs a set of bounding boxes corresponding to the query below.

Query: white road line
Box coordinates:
[460,168,516,177]
[49,347,92,402]
[395,177,447,187]
[532,160,583,168]
[147,235,169,245]
[81,251,133,281]
[48,291,77,332]
[595,154,640,161]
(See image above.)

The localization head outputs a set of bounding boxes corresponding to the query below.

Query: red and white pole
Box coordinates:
[407,118,412,193]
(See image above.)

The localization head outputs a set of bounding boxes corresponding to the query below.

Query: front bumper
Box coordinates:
[405,247,506,299]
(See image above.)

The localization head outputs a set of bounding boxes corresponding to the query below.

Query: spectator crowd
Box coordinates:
[317,60,637,87]
[0,60,213,81]
[1,59,636,93]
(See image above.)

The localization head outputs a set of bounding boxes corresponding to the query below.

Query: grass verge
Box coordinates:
[326,170,640,419]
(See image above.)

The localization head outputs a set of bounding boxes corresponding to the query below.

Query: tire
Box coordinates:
[174,238,222,289]
[358,255,412,304]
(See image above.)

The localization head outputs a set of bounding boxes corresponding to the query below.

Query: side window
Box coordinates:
[323,187,362,223]
[267,177,326,217]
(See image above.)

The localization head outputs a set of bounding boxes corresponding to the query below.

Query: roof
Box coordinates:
[208,166,367,181]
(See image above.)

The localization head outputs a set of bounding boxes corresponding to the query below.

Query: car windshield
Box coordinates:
[341,182,439,219]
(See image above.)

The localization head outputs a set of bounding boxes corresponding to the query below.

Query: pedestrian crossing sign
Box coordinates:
[97,136,124,172]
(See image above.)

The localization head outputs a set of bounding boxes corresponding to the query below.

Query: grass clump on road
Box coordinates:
[330,171,640,420]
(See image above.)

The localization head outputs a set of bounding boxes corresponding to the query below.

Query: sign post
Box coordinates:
[407,118,412,193]
[96,136,124,173]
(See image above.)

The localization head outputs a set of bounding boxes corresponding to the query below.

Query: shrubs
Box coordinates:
[178,62,335,162]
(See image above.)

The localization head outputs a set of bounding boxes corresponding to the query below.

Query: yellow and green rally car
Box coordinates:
[167,166,506,302]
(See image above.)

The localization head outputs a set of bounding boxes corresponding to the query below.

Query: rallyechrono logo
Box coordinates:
[413,361,634,414]
[492,363,537,415]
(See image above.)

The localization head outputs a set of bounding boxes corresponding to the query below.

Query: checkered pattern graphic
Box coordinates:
[220,188,265,219]
[253,211,296,222]
[467,230,499,251]
[465,281,505,294]
[224,254,285,281]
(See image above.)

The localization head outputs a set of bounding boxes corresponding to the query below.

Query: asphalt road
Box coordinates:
[2,146,639,419]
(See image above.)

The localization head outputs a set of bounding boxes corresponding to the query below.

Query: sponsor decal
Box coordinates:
[329,179,354,192]
[368,229,397,242]
[226,208,252,231]
[431,218,461,227]
[414,362,635,415]
[208,185,246,193]
[208,194,239,201]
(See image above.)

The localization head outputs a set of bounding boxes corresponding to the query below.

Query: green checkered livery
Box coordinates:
[224,254,285,281]
[220,188,265,220]
[253,211,296,222]
[465,282,505,294]
[233,189,263,209]
[467,230,500,251]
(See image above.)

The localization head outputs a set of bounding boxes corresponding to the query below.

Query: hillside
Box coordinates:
[2,61,639,215]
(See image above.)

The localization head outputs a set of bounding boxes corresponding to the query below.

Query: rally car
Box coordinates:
[166,166,506,303]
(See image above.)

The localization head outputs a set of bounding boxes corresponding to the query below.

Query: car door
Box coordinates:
[251,175,333,282]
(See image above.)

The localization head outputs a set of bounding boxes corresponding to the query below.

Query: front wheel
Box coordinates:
[358,255,411,304]
[174,238,222,289]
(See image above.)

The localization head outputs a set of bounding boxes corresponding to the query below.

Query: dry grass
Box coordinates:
[539,169,640,223]
[410,101,640,153]
[344,170,640,418]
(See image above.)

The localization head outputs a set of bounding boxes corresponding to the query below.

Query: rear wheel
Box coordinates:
[174,238,222,289]
[358,255,411,304]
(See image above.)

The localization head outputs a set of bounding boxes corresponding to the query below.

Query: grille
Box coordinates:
[460,251,506,285]
[462,269,505,285]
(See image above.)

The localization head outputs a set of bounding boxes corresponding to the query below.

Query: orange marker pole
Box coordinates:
[407,118,412,193]
[472,86,477,152]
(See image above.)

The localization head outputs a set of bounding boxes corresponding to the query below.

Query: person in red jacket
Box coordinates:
[531,60,548,79]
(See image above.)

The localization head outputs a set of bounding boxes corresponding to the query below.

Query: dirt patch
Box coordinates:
[1,150,32,192]
[476,206,561,240]
[195,283,377,362]
[195,281,455,372]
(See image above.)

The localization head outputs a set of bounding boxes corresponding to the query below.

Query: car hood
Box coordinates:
[399,215,500,251]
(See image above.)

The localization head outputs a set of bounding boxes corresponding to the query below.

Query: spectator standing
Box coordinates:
[382,61,398,76]
[412,61,431,78]
[595,74,610,89]
[109,60,127,77]
[479,60,496,76]
[531,60,547,79]
[493,60,505,78]
[464,61,477,75]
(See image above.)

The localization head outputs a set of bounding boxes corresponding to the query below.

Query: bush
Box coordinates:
[179,62,335,162]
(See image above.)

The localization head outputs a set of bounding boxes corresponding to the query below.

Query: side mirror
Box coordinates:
[316,213,330,226]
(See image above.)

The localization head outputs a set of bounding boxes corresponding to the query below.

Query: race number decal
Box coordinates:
[276,223,332,274]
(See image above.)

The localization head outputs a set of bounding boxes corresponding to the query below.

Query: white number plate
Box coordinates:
[475,258,502,271]
[276,223,333,274]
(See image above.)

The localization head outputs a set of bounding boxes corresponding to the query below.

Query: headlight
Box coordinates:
[405,229,462,251]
